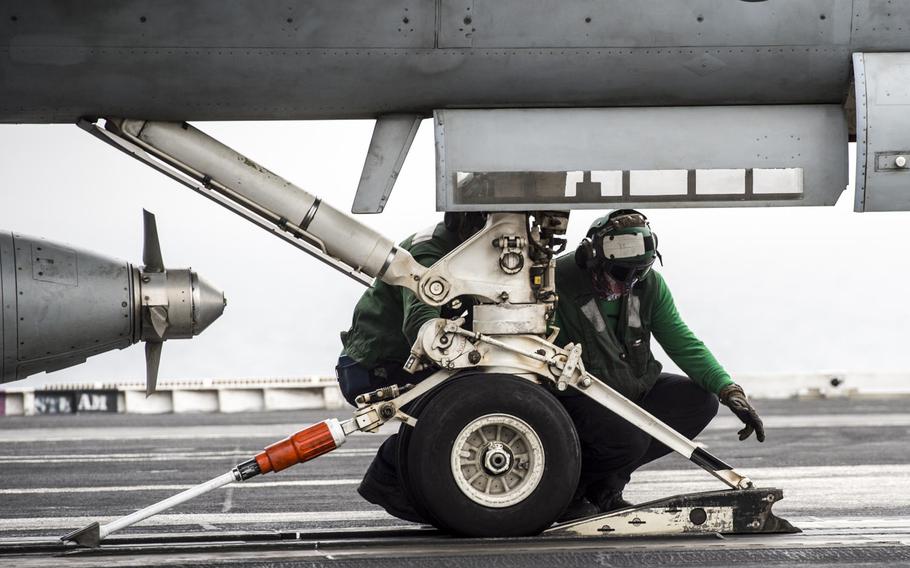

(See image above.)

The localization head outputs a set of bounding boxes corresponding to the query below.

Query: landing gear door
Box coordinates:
[435,106,848,212]
[853,53,910,212]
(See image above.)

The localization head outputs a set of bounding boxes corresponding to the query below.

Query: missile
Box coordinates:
[0,211,225,394]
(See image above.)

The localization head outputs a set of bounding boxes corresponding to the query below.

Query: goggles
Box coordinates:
[602,259,655,284]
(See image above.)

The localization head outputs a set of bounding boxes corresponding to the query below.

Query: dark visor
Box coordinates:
[605,260,654,283]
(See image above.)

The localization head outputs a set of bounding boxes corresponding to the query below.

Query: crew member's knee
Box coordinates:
[583,429,650,466]
[688,384,720,427]
[661,374,719,422]
[705,390,720,418]
[335,355,372,407]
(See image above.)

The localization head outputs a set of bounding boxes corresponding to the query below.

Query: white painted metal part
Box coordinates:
[554,506,735,537]
[98,470,237,540]
[450,413,545,508]
[109,119,427,292]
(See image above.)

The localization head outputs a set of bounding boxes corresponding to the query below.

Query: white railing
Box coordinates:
[1,372,908,416]
[0,376,345,416]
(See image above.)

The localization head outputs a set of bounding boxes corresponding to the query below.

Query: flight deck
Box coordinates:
[1,398,908,567]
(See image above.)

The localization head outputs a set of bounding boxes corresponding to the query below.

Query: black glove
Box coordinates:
[719,384,765,442]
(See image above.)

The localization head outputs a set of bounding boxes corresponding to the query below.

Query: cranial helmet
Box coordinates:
[574,209,660,283]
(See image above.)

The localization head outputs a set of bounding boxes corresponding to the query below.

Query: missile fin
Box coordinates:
[142,209,164,272]
[145,341,163,396]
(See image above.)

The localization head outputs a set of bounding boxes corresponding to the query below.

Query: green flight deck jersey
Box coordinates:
[341,221,462,369]
[552,254,733,402]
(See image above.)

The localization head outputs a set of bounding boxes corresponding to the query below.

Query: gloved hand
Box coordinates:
[718,383,765,442]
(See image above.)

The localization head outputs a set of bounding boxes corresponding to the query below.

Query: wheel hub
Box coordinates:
[450,413,545,508]
[482,442,513,475]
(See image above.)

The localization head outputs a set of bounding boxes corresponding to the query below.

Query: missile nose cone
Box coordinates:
[192,273,226,335]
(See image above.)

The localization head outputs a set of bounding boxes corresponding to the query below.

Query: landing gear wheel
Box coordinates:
[403,373,581,536]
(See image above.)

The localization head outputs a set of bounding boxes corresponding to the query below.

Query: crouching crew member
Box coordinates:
[335,212,485,523]
[553,209,765,521]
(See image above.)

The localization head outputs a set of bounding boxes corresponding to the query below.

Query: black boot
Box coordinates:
[556,497,600,523]
[590,489,633,514]
[357,435,426,524]
[357,472,425,524]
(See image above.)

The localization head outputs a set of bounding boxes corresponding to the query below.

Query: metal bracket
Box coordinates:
[353,114,423,214]
[410,321,753,490]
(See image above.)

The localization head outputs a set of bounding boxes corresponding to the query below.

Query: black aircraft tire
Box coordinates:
[404,373,581,537]
[397,372,493,529]
[396,380,451,528]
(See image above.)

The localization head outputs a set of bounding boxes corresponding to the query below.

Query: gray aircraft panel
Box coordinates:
[853,52,910,212]
[852,0,910,48]
[2,0,435,49]
[1,46,853,123]
[436,106,848,211]
[3,1,910,123]
[353,114,423,214]
[439,0,853,49]
[3,0,856,50]
[0,234,15,383]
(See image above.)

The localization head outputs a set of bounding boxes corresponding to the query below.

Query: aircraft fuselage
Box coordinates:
[1,0,908,123]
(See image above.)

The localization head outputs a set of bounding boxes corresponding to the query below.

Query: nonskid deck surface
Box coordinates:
[1,399,908,566]
[3,520,910,567]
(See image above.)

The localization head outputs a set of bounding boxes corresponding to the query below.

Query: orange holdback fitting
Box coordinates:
[254,419,346,474]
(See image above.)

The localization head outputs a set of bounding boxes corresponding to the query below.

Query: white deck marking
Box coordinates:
[1,413,907,443]
[221,487,234,513]
[0,512,908,533]
[2,464,908,511]
[623,465,910,513]
[0,511,394,531]
[0,448,378,464]
[0,479,362,494]
[0,422,401,443]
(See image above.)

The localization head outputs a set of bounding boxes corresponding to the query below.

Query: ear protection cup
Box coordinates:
[574,237,595,269]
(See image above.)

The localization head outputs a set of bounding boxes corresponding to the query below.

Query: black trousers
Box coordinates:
[559,372,719,501]
[336,355,422,499]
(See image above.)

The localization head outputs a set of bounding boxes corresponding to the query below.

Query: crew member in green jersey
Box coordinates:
[336,212,485,523]
[554,209,765,520]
